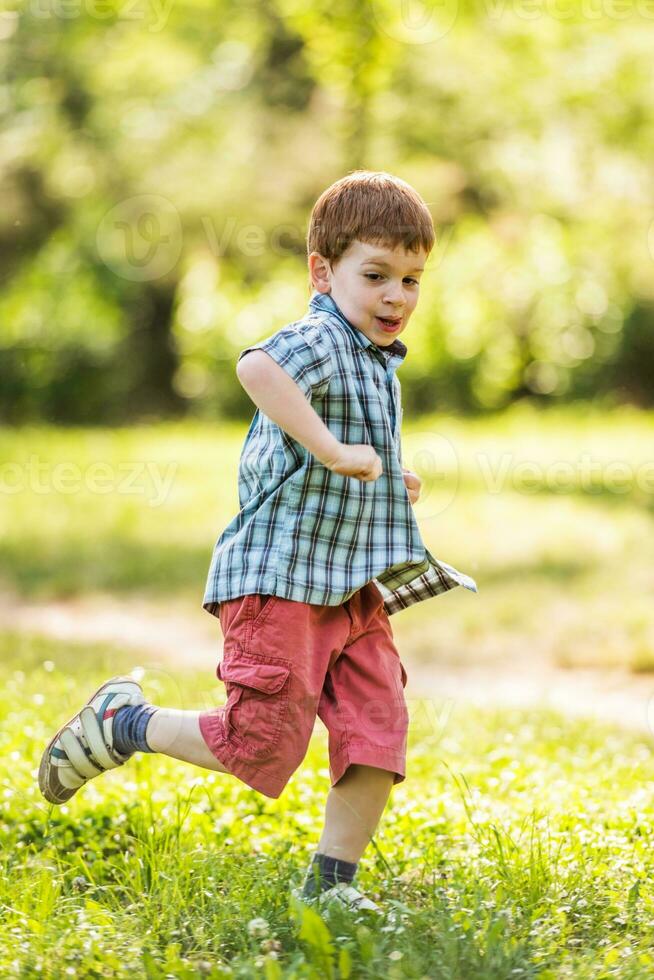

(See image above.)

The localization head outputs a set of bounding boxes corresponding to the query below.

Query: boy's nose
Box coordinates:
[383,283,406,304]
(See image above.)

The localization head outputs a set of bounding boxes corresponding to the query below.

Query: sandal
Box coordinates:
[291,882,381,914]
[38,675,146,805]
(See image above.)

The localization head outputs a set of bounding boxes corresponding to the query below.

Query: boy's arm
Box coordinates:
[237,350,382,482]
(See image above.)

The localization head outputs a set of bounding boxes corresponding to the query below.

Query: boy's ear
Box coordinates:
[308,251,332,294]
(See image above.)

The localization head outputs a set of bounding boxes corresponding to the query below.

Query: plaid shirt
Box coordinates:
[203,290,478,617]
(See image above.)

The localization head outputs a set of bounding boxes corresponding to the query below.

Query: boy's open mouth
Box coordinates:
[375,316,402,333]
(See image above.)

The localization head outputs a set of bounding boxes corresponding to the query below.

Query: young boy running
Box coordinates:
[39,170,477,914]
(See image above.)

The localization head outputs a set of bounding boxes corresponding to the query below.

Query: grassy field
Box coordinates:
[2,629,654,979]
[1,406,654,977]
[1,404,653,671]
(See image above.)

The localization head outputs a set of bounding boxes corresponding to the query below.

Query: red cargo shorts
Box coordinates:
[199,581,409,799]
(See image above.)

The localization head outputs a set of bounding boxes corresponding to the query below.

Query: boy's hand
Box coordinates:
[402,467,421,505]
[321,443,383,482]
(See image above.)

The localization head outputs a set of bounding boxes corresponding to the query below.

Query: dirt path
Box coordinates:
[2,593,654,738]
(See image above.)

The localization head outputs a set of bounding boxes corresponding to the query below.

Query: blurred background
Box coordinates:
[4,8,654,973]
[2,1,654,709]
[3,1,654,423]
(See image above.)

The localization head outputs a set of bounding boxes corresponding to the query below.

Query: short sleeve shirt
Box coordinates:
[203,290,478,618]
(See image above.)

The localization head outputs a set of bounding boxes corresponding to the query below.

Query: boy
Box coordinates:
[38,171,477,915]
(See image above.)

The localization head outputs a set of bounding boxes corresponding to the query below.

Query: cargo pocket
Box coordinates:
[217,647,291,761]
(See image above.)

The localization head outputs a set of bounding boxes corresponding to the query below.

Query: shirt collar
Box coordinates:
[309,290,408,365]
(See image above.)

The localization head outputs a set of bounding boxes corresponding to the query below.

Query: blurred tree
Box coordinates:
[1,1,653,422]
[601,301,654,408]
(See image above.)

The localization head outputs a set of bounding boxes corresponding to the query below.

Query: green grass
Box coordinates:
[1,630,654,978]
[2,408,654,975]
[2,405,654,672]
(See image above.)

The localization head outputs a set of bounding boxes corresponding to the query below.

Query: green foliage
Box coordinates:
[2,4,654,421]
[1,629,654,977]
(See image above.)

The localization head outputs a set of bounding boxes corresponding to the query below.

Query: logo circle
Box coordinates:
[96,194,183,282]
[368,0,459,46]
[401,429,459,520]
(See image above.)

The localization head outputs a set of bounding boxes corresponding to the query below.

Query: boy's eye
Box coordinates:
[364,273,420,285]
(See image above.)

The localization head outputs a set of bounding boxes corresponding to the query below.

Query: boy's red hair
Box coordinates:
[307,170,435,265]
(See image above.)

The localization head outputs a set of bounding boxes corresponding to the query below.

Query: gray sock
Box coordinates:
[112,704,157,756]
[302,852,358,898]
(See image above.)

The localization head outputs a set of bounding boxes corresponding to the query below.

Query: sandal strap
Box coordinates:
[58,692,129,781]
[80,706,123,771]
[321,884,380,912]
[59,727,103,779]
[57,765,85,790]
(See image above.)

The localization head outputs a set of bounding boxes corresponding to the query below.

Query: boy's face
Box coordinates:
[309,239,428,347]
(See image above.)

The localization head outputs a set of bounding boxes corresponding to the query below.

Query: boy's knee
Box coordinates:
[218,680,316,780]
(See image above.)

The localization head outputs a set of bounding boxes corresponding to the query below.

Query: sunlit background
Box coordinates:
[3,3,654,422]
[2,2,654,976]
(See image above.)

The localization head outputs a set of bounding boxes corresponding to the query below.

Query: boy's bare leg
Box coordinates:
[145,709,230,773]
[145,716,396,862]
[316,764,395,864]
